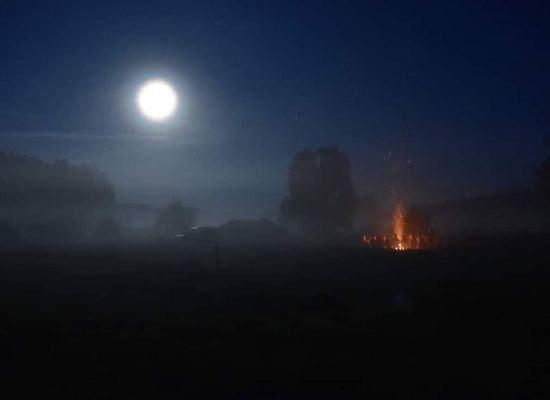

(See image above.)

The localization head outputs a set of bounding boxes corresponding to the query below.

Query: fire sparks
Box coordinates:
[393,202,406,250]
[361,202,441,251]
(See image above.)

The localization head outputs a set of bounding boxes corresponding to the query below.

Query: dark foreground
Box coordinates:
[1,238,549,399]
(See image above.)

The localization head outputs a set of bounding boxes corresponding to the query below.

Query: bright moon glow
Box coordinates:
[137,80,178,121]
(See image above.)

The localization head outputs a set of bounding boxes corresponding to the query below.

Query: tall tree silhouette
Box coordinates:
[280,147,357,235]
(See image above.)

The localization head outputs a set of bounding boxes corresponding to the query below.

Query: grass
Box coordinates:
[0,238,549,398]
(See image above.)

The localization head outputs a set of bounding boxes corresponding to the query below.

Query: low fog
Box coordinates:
[1,138,548,247]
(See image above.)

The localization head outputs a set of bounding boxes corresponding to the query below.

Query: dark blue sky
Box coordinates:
[0,0,548,223]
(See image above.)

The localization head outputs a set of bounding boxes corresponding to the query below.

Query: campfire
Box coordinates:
[393,202,407,250]
[362,202,440,251]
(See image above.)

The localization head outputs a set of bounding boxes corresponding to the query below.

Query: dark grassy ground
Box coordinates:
[1,237,549,398]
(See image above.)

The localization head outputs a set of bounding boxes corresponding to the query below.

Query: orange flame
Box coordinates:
[393,202,406,250]
[361,201,441,250]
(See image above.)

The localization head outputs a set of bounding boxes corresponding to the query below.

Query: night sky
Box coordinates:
[0,1,548,223]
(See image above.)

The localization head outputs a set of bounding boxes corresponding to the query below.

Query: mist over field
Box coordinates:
[1,1,549,398]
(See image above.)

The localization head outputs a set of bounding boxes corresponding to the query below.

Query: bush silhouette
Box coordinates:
[155,200,197,237]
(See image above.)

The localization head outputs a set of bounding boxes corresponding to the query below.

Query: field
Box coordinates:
[1,237,549,398]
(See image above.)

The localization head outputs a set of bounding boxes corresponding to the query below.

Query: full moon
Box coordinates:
[136,80,178,121]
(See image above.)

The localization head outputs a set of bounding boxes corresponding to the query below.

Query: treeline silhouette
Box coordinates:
[0,151,115,243]
[0,151,114,208]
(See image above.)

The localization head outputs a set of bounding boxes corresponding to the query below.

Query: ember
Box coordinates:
[393,202,406,250]
[362,202,441,250]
